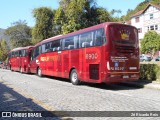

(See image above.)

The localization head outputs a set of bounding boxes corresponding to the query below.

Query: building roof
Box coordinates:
[131,3,160,18]
[131,10,144,18]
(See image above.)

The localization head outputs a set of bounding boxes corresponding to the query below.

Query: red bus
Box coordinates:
[30,22,139,85]
[8,46,34,73]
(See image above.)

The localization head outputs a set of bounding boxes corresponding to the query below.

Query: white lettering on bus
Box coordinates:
[86,53,98,60]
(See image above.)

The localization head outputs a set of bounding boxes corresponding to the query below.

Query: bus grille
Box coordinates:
[115,46,135,54]
[89,64,99,80]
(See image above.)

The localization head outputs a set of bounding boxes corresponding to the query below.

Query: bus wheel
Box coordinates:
[20,67,23,73]
[37,67,42,77]
[11,66,13,71]
[70,69,80,85]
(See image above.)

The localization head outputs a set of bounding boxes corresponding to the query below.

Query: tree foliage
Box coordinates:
[0,39,10,61]
[141,31,160,55]
[32,7,56,44]
[122,0,160,21]
[54,0,114,34]
[5,20,32,49]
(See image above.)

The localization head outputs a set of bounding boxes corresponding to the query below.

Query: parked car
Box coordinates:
[154,57,160,61]
[140,55,152,62]
[0,61,3,68]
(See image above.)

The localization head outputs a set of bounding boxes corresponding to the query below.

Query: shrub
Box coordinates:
[140,63,160,81]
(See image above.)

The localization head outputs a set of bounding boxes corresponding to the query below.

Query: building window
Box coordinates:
[150,14,153,19]
[135,17,139,23]
[150,25,154,30]
[138,28,142,33]
[148,25,158,31]
[155,25,158,30]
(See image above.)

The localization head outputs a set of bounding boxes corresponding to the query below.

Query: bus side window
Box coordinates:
[15,51,19,57]
[74,36,79,49]
[54,40,61,51]
[25,50,28,56]
[33,46,41,59]
[21,50,24,57]
[19,50,22,57]
[42,44,46,53]
[50,41,56,52]
[30,50,33,61]
[79,32,93,48]
[65,37,74,50]
[94,29,105,46]
[45,42,50,52]
[11,52,13,57]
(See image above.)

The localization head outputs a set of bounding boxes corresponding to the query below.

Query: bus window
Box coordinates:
[31,50,33,61]
[33,46,41,59]
[19,50,22,57]
[63,37,74,50]
[21,50,25,57]
[25,50,28,56]
[15,51,19,57]
[52,40,61,51]
[74,36,79,49]
[79,32,93,48]
[11,52,14,57]
[45,42,51,52]
[42,44,46,53]
[94,29,105,46]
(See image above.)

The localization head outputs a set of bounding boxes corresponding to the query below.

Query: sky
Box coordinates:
[1,0,144,29]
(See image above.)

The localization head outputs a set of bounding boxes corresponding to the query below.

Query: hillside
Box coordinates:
[122,0,160,21]
[0,28,11,47]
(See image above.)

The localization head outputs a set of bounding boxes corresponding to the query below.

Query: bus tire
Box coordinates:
[20,67,23,73]
[70,69,80,85]
[11,66,13,71]
[37,67,42,77]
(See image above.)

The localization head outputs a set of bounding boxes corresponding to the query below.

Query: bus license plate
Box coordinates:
[123,75,129,79]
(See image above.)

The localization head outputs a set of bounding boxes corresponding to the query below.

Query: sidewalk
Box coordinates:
[122,80,160,90]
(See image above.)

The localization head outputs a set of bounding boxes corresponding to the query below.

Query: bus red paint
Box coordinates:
[30,22,140,84]
[8,46,34,73]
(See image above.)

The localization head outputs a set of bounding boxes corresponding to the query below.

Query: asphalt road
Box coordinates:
[0,69,160,120]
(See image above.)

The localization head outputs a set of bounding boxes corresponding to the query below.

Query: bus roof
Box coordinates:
[10,46,34,52]
[34,22,135,46]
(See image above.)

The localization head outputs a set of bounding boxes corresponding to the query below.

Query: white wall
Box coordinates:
[131,14,144,39]
[131,5,160,39]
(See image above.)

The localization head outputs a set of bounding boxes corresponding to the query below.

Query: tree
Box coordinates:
[141,31,160,56]
[97,7,113,23]
[5,20,32,49]
[32,7,56,44]
[54,7,66,35]
[0,39,10,61]
[55,0,114,34]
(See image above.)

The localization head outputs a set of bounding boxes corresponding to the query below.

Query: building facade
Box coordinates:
[131,4,160,39]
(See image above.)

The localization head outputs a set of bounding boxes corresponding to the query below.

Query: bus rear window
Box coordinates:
[109,25,138,54]
[109,25,138,47]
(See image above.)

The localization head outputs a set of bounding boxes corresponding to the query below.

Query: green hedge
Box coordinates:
[140,63,160,82]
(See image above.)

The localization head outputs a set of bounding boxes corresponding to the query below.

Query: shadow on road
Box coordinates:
[0,82,63,119]
[47,76,145,91]
[82,82,143,91]
[10,69,148,91]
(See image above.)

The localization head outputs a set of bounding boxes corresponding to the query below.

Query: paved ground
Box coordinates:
[0,69,160,120]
